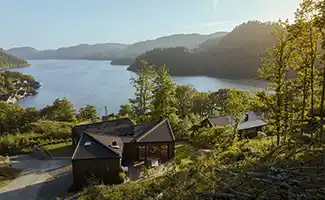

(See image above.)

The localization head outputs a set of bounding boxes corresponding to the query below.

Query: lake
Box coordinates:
[10,60,267,115]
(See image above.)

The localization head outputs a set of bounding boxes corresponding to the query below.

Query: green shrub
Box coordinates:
[190,126,232,149]
[29,120,74,135]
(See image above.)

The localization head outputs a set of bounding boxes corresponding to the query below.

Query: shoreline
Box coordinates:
[0,64,30,72]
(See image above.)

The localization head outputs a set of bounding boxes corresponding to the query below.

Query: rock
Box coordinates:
[0,93,9,101]
[30,80,41,89]
[6,96,17,104]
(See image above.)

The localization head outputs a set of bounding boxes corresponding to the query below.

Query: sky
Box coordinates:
[0,0,301,50]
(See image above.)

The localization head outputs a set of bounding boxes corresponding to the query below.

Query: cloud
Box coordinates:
[184,21,228,29]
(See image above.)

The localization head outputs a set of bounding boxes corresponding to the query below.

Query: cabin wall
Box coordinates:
[72,158,121,188]
[71,127,81,147]
[239,126,264,138]
[122,143,138,163]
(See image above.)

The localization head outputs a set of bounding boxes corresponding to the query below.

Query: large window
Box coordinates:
[148,144,168,159]
[137,144,169,161]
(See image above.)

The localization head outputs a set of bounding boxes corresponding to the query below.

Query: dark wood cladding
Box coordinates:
[72,158,122,187]
[122,143,137,163]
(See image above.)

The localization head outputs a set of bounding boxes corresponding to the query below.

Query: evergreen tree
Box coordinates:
[175,85,197,118]
[152,65,177,120]
[129,61,156,123]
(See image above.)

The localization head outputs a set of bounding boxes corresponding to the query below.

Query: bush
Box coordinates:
[190,126,232,149]
[28,120,74,137]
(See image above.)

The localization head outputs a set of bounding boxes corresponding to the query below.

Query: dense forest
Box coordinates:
[128,21,276,79]
[0,49,29,69]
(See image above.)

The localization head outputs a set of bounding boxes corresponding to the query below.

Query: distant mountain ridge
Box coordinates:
[7,43,128,60]
[0,49,29,69]
[115,32,228,57]
[6,32,228,62]
[128,21,276,79]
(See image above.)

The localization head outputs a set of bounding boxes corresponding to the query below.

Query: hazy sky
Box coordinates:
[1,0,300,50]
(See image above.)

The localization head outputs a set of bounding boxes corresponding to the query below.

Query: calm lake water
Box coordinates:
[10,60,267,115]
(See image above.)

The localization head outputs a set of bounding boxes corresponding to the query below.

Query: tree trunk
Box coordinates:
[301,66,308,134]
[309,24,315,139]
[283,74,289,144]
[320,67,325,142]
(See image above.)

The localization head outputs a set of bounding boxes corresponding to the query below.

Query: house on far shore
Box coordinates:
[71,118,175,188]
[193,112,267,138]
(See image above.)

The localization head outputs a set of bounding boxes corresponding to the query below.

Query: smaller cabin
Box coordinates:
[195,112,267,138]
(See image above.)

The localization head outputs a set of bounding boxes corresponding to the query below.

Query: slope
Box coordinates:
[0,49,30,69]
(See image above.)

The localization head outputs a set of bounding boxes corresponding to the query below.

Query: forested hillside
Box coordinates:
[128,21,276,79]
[0,49,30,69]
[110,32,228,63]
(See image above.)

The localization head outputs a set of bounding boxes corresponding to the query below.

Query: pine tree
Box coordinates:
[129,60,156,123]
[151,65,177,120]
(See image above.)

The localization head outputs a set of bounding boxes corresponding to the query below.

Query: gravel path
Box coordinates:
[0,155,72,200]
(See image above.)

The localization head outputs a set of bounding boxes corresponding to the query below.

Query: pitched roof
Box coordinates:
[71,118,175,160]
[207,116,234,126]
[206,112,265,127]
[86,133,124,156]
[73,118,134,137]
[238,119,267,130]
[135,119,175,143]
[71,132,120,160]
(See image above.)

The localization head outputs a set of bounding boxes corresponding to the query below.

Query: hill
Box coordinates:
[6,47,38,60]
[110,32,228,65]
[128,21,276,79]
[7,43,128,60]
[6,32,227,63]
[0,49,30,69]
[193,36,224,53]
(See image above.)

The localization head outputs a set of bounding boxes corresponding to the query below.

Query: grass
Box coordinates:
[0,167,22,188]
[42,141,74,157]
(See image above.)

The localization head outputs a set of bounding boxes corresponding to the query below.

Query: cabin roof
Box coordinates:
[71,132,120,160]
[207,116,234,126]
[72,118,175,159]
[203,112,267,130]
[238,119,267,130]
